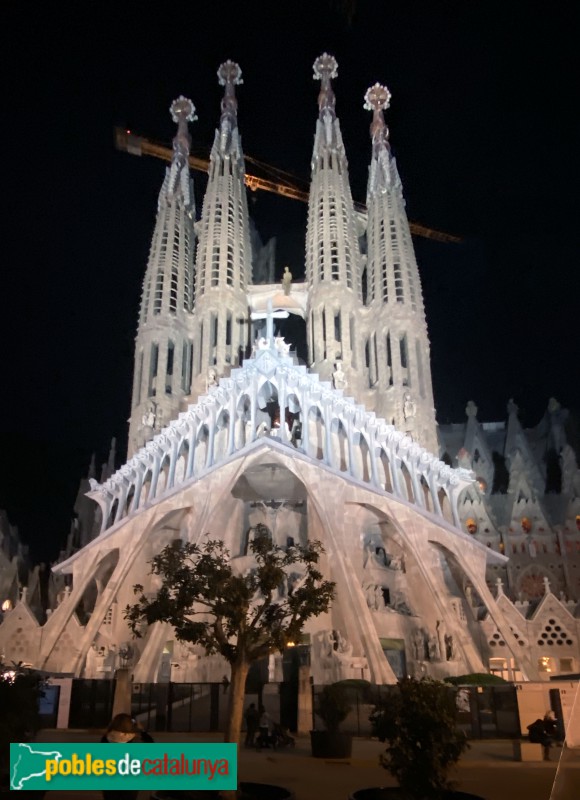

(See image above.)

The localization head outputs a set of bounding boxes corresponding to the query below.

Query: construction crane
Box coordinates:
[114,127,461,244]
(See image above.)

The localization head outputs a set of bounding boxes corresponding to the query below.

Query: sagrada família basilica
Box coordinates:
[1,55,579,686]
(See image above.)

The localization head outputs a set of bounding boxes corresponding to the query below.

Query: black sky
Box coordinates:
[1,2,578,562]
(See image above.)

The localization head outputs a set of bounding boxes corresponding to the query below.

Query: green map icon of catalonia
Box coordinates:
[10,743,63,790]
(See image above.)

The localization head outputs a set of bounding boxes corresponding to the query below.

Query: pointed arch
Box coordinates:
[214,408,230,460]
[157,453,171,496]
[236,393,252,448]
[194,425,210,474]
[420,475,432,512]
[352,431,371,483]
[307,405,325,460]
[107,499,119,529]
[174,439,189,485]
[399,461,414,503]
[125,485,135,516]
[72,549,120,627]
[377,449,394,493]
[140,469,153,507]
[330,417,349,472]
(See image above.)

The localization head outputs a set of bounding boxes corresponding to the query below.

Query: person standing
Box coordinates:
[244,702,260,748]
[256,707,276,750]
[100,714,153,800]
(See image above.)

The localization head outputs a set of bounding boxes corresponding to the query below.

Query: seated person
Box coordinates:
[527,717,553,760]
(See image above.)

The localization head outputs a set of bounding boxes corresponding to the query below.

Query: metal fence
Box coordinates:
[455,684,520,739]
[312,682,520,739]
[312,683,392,736]
[63,677,520,738]
[131,682,230,732]
[68,679,116,729]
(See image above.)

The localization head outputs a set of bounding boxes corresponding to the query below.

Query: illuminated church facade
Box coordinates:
[1,56,579,685]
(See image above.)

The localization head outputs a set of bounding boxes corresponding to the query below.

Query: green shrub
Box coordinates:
[444,672,508,686]
[0,663,45,774]
[315,682,353,732]
[370,677,468,799]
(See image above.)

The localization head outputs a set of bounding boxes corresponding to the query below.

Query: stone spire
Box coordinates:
[305,54,363,388]
[362,83,438,454]
[190,61,252,399]
[364,83,393,196]
[315,51,338,120]
[217,59,243,156]
[128,97,197,456]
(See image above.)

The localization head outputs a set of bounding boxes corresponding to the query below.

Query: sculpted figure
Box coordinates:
[403,392,416,420]
[374,585,385,610]
[428,633,440,661]
[364,582,379,610]
[332,361,348,391]
[334,630,353,660]
[275,335,290,355]
[389,554,404,571]
[445,633,455,661]
[322,629,335,658]
[206,368,218,390]
[282,265,293,295]
[142,405,156,429]
[413,629,425,661]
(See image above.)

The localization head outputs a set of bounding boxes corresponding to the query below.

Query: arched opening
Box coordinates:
[286,392,302,447]
[236,393,252,448]
[399,461,414,503]
[352,431,371,482]
[257,380,279,431]
[438,488,453,524]
[73,550,120,627]
[174,439,189,485]
[125,485,135,516]
[307,405,325,460]
[140,470,152,507]
[377,449,393,492]
[194,425,210,473]
[420,476,432,511]
[330,417,349,472]
[157,454,171,495]
[107,498,119,529]
[214,409,230,460]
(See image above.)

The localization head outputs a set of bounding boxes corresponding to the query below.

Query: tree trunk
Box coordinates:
[224,658,249,745]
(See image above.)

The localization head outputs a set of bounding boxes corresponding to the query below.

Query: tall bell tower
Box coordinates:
[362,83,437,453]
[305,54,364,392]
[128,96,197,456]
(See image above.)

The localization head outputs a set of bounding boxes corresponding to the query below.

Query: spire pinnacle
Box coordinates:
[169,96,196,165]
[218,60,243,123]
[313,53,338,116]
[364,83,392,147]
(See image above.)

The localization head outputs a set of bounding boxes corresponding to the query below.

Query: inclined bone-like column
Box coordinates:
[299,466,397,684]
[424,525,538,680]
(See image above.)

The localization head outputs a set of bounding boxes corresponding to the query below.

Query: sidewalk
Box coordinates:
[34,729,580,800]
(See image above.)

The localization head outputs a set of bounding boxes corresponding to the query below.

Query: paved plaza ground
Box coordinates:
[33,729,580,800]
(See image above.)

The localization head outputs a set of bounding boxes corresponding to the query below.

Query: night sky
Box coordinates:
[1,2,578,563]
